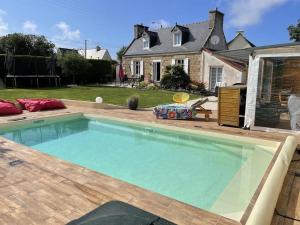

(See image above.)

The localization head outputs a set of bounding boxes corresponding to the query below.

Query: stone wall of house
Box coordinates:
[122,53,202,82]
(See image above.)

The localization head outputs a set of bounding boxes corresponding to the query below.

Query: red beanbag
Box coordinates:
[16,99,65,112]
[40,99,65,110]
[0,100,22,116]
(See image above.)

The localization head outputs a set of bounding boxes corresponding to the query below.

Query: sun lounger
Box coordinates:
[153,98,211,120]
[66,200,176,225]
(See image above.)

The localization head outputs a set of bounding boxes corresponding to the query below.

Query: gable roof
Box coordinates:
[124,21,212,56]
[227,32,255,49]
[171,24,189,33]
[78,48,111,60]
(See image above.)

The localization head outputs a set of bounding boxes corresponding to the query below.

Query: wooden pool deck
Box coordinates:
[0,106,299,225]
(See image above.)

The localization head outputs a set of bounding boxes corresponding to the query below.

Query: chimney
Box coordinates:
[209,8,224,29]
[134,24,149,39]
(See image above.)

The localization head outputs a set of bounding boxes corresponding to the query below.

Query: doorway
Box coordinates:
[153,61,161,82]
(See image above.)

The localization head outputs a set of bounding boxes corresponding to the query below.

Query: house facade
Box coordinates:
[123,9,247,90]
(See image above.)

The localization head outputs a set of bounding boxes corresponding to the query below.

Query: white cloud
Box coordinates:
[0,9,8,35]
[55,21,80,41]
[0,9,7,16]
[23,20,37,33]
[228,0,289,27]
[150,19,171,29]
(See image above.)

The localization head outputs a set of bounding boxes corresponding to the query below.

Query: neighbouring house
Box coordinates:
[243,42,300,132]
[78,46,112,60]
[57,47,78,56]
[227,31,255,50]
[123,9,248,91]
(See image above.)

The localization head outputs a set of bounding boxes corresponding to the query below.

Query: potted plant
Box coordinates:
[127,95,139,110]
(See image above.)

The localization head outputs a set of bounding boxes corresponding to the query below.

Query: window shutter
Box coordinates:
[171,59,175,65]
[140,60,144,76]
[184,58,189,74]
[130,61,134,75]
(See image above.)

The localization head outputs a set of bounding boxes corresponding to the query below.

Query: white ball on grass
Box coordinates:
[95,97,103,103]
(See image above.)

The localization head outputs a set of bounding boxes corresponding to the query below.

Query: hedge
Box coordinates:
[0,54,115,86]
[82,59,113,84]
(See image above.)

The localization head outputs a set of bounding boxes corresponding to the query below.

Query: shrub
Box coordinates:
[190,80,206,92]
[137,81,148,89]
[146,83,158,90]
[160,65,190,90]
[57,52,90,84]
[85,59,113,84]
[127,95,139,110]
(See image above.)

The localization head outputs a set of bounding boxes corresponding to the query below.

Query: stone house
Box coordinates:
[123,9,247,91]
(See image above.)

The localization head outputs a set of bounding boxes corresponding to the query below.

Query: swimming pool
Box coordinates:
[0,114,281,221]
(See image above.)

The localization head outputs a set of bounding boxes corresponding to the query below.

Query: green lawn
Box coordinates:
[0,86,200,108]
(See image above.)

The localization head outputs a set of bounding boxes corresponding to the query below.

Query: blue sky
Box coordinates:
[0,0,299,59]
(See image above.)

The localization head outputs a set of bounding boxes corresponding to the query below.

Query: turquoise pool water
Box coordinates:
[0,116,275,216]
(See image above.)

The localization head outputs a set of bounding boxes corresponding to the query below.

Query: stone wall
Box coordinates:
[123,53,202,82]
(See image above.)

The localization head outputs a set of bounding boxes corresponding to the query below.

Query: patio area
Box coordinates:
[0,104,299,225]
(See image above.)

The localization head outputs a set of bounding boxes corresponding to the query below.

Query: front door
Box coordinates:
[153,62,161,82]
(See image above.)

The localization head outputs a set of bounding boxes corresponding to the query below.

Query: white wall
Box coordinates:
[202,51,245,90]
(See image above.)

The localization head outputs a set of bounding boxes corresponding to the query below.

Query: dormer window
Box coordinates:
[143,38,150,49]
[173,33,182,46]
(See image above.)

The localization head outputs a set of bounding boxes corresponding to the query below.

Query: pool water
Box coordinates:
[0,116,276,218]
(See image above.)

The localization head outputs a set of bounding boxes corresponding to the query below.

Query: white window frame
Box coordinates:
[133,61,141,76]
[143,38,149,49]
[173,32,182,47]
[152,60,161,82]
[209,66,223,91]
[175,59,184,66]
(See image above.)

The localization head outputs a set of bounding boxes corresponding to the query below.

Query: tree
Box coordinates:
[288,20,300,42]
[0,33,55,56]
[116,46,127,62]
[160,65,191,90]
[57,52,90,84]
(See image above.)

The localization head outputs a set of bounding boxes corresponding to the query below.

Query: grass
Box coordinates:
[0,86,201,108]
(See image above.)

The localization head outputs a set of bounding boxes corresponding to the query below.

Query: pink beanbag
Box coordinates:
[17,99,65,112]
[0,100,22,116]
